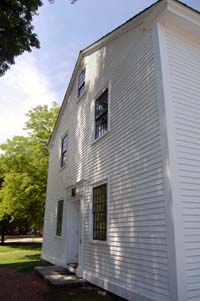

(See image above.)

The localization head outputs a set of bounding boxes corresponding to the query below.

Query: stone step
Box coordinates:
[67,262,78,273]
[35,265,87,287]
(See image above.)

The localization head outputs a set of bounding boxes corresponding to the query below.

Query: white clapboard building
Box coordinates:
[42,1,200,300]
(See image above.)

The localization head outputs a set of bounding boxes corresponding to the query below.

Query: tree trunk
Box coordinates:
[0,220,6,245]
[1,230,5,245]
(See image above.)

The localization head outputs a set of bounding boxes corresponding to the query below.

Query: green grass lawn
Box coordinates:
[0,241,44,272]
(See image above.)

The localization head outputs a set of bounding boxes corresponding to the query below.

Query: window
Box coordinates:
[61,134,68,167]
[95,89,108,139]
[56,200,64,236]
[78,69,85,97]
[93,183,107,241]
[71,187,76,197]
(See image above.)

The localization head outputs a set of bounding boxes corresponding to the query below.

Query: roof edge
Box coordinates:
[48,0,164,147]
[48,0,200,148]
[47,50,84,149]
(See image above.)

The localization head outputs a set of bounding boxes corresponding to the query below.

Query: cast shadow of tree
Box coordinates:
[73,27,169,299]
[3,241,42,251]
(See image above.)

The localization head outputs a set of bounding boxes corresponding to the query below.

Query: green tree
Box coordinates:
[0,0,42,76]
[25,102,59,144]
[0,103,59,244]
[0,165,8,245]
[0,0,77,76]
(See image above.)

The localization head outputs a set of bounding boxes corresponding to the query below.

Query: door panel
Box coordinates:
[69,201,80,263]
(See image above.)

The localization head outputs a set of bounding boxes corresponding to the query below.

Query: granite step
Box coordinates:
[67,262,78,273]
[35,265,87,287]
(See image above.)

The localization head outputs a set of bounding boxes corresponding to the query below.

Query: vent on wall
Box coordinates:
[71,188,76,197]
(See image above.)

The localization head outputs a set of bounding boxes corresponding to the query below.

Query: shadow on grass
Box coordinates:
[0,241,46,272]
[1,242,42,250]
[24,253,41,260]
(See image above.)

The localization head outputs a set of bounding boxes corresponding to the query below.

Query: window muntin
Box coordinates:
[56,200,64,236]
[61,134,68,167]
[78,69,85,97]
[95,89,108,139]
[93,183,107,241]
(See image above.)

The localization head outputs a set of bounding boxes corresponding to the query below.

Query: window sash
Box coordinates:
[95,113,108,139]
[95,89,108,139]
[56,200,64,236]
[61,135,68,167]
[93,183,107,241]
[78,70,85,97]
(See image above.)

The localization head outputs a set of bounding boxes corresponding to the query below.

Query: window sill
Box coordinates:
[91,130,111,146]
[55,235,63,240]
[77,90,86,103]
[89,239,109,246]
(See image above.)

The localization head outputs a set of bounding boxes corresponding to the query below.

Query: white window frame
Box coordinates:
[89,177,110,245]
[92,81,111,144]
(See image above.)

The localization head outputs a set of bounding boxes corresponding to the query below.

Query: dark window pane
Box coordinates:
[61,135,68,167]
[95,89,108,139]
[95,114,108,139]
[56,200,64,236]
[71,188,76,197]
[61,151,67,167]
[95,90,108,119]
[78,85,85,97]
[78,69,85,97]
[93,183,107,241]
[62,135,68,152]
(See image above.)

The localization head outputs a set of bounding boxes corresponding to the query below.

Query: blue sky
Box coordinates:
[0,0,199,144]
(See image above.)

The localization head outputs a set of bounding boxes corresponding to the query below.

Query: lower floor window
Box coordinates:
[93,183,107,241]
[56,200,64,236]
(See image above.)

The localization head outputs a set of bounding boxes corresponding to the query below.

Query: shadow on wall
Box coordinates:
[71,28,168,298]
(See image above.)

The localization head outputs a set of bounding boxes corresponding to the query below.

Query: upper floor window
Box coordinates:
[78,69,85,97]
[61,134,68,168]
[95,89,108,139]
[93,183,107,241]
[56,200,64,236]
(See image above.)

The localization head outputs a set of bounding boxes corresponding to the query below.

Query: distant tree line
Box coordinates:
[0,103,60,244]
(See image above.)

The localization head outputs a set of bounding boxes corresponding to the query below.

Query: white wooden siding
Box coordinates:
[163,25,200,301]
[42,23,170,301]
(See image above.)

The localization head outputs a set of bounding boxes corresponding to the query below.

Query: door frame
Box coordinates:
[65,180,85,276]
[67,200,81,264]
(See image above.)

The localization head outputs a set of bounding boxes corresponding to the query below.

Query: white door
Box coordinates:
[69,201,80,263]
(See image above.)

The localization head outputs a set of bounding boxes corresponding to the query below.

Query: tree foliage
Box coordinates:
[0,0,77,76]
[25,102,59,144]
[0,103,59,240]
[0,0,42,76]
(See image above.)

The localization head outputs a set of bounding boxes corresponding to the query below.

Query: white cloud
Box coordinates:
[0,53,59,144]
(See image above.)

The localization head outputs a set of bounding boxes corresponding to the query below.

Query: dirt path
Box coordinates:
[0,267,48,301]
